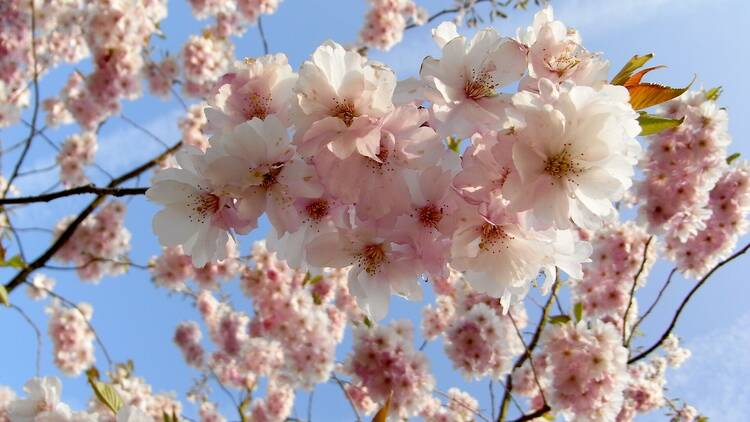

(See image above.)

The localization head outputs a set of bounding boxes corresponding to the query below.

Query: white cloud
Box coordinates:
[552,0,725,36]
[665,310,750,420]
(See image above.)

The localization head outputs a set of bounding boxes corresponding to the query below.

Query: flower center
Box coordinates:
[305,199,330,221]
[544,145,581,181]
[417,204,443,228]
[464,70,497,100]
[260,162,285,189]
[357,243,387,275]
[245,92,271,120]
[479,223,512,252]
[189,192,220,223]
[331,100,358,127]
[545,53,580,77]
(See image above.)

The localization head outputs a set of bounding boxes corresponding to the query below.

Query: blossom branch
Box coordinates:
[3,141,181,294]
[628,241,750,364]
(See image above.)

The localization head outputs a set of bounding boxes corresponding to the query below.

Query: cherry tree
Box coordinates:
[0,1,746,421]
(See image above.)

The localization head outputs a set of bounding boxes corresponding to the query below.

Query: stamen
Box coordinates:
[305,199,330,221]
[478,223,512,252]
[331,99,358,127]
[356,243,387,275]
[417,204,443,228]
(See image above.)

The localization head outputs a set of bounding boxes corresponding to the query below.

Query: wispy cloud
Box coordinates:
[96,107,183,176]
[666,310,750,420]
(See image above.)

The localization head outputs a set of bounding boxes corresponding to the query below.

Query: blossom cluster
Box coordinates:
[0,373,180,422]
[53,201,131,282]
[514,320,629,422]
[46,301,96,376]
[166,242,350,421]
[147,7,646,321]
[359,0,427,51]
[57,131,97,188]
[571,221,655,331]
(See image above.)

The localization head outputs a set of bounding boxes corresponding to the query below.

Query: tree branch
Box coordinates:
[498,278,559,421]
[3,142,181,294]
[0,185,147,205]
[628,241,750,364]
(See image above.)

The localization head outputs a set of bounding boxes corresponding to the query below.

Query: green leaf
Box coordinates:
[705,86,722,101]
[727,152,741,164]
[611,53,654,85]
[312,291,322,305]
[89,379,124,415]
[2,255,25,269]
[549,315,571,325]
[637,113,684,136]
[0,284,9,307]
[574,302,583,322]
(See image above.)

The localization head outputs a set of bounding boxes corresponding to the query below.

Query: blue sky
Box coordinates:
[1,0,749,420]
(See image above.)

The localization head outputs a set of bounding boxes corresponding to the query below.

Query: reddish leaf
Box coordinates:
[623,65,666,87]
[372,391,392,422]
[627,82,689,110]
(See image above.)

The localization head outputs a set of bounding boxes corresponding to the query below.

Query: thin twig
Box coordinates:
[29,282,115,369]
[405,0,494,29]
[4,0,40,199]
[257,16,269,55]
[120,114,170,149]
[627,267,677,346]
[623,236,653,344]
[331,374,362,422]
[629,241,750,364]
[11,304,42,376]
[435,388,490,422]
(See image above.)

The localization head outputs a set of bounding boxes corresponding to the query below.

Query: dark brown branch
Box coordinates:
[3,141,181,294]
[498,279,559,421]
[623,236,654,344]
[0,185,147,205]
[628,241,750,364]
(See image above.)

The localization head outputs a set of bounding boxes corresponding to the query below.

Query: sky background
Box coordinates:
[1,0,749,420]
